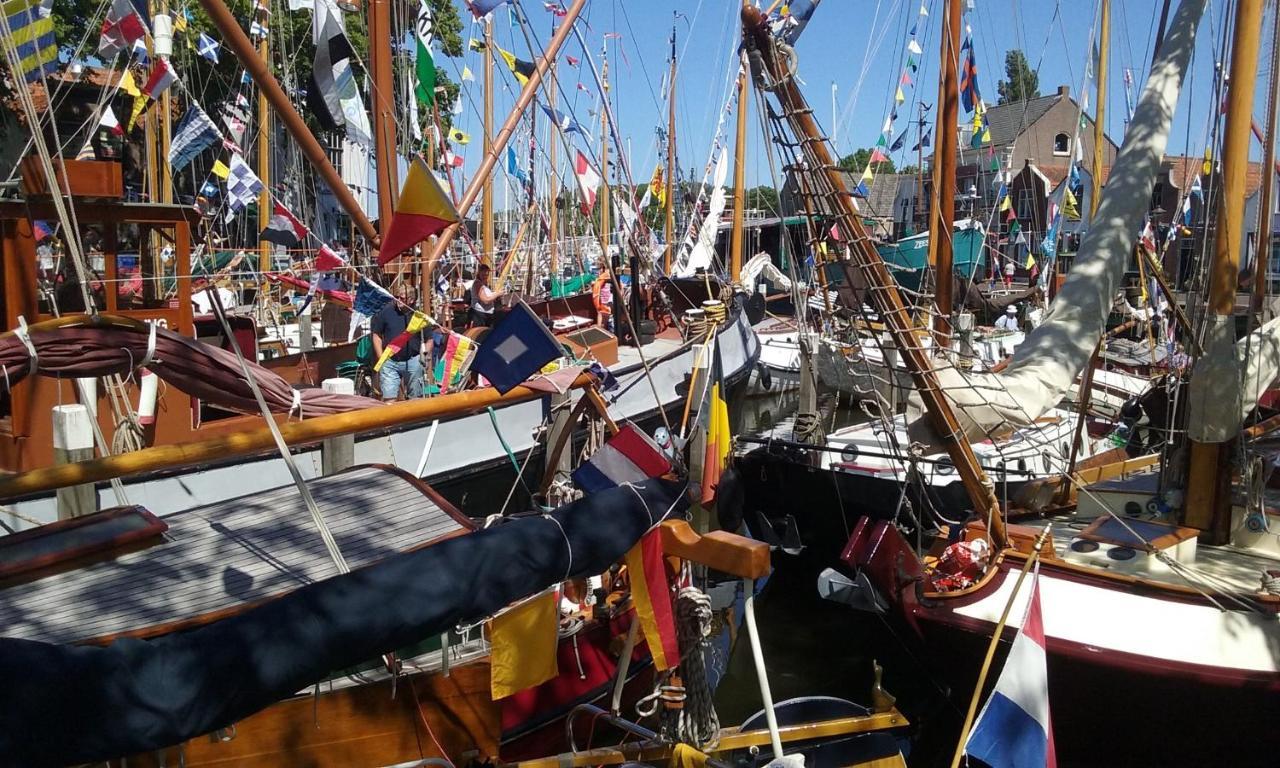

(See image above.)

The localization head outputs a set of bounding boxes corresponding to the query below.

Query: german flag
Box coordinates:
[624,530,679,671]
[377,156,460,265]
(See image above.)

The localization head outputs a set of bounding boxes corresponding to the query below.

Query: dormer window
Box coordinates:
[1053,133,1070,156]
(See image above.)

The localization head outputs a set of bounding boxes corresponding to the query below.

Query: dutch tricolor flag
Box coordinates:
[964,569,1056,768]
[572,423,671,494]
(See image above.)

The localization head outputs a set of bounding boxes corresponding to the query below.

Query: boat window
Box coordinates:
[0,505,167,583]
[1053,133,1070,155]
[115,223,178,311]
[42,224,108,315]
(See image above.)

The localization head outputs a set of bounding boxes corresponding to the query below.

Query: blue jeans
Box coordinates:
[379,357,424,400]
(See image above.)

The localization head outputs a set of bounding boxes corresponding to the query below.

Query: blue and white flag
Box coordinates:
[168,104,223,171]
[225,154,264,221]
[470,300,563,394]
[506,146,529,185]
[197,32,220,63]
[964,568,1057,768]
[539,103,585,136]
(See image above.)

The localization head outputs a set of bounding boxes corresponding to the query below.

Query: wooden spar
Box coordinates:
[1185,0,1263,540]
[369,0,398,232]
[158,0,173,204]
[741,6,1007,548]
[0,374,595,501]
[197,0,377,245]
[915,103,926,234]
[1064,0,1110,494]
[482,19,495,261]
[928,0,960,345]
[1250,9,1280,324]
[599,49,611,261]
[257,30,271,303]
[730,13,748,283]
[421,0,587,276]
[663,20,677,275]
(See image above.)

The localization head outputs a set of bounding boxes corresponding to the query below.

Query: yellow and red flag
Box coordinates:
[700,343,731,507]
[489,590,559,699]
[440,331,476,393]
[624,530,680,671]
[377,156,461,265]
[373,311,430,372]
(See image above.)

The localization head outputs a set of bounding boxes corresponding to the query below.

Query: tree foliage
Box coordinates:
[837,148,895,175]
[745,186,779,213]
[996,49,1040,105]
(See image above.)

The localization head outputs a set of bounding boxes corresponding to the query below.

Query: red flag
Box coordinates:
[314,245,346,270]
[566,55,580,66]
[573,150,601,215]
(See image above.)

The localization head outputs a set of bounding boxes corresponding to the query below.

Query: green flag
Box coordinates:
[415,0,436,107]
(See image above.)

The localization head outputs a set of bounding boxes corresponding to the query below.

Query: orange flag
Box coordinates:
[377,156,461,265]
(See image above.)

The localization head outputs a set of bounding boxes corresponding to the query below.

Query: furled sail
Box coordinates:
[740,251,794,292]
[905,0,1207,447]
[1188,315,1280,441]
[675,148,731,277]
[0,478,688,765]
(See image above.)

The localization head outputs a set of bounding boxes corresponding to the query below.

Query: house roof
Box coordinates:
[983,93,1063,147]
[862,173,912,218]
[6,66,125,126]
[1160,154,1264,198]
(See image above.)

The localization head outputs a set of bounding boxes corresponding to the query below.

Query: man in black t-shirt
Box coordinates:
[371,284,424,400]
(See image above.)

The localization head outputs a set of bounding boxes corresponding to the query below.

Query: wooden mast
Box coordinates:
[158,1,172,204]
[369,0,398,241]
[1250,8,1280,323]
[421,0,587,274]
[927,0,961,345]
[256,26,271,296]
[1185,0,1264,541]
[663,20,677,275]
[730,5,748,283]
[482,19,495,262]
[742,5,1007,548]
[599,48,611,263]
[548,22,559,281]
[197,0,377,243]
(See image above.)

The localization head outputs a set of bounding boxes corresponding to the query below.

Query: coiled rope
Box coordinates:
[636,587,720,749]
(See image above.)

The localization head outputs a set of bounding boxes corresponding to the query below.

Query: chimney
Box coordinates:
[1057,85,1070,98]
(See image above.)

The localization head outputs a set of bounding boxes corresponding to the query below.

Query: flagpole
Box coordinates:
[1249,7,1280,324]
[420,0,587,276]
[197,0,377,245]
[599,47,611,264]
[369,0,399,237]
[548,20,559,281]
[159,0,173,205]
[482,18,495,262]
[663,18,677,275]
[948,527,1051,768]
[927,0,961,347]
[730,10,748,283]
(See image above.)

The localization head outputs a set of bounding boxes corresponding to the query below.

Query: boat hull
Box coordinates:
[844,519,1280,767]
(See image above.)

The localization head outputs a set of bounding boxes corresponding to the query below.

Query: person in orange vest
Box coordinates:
[591,267,615,331]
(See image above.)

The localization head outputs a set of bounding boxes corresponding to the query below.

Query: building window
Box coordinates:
[1053,133,1070,156]
[1017,189,1036,222]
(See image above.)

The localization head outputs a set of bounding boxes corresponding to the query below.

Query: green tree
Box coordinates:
[745,185,779,213]
[996,49,1040,105]
[837,148,895,174]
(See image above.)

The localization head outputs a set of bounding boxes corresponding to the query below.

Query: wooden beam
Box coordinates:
[660,519,770,579]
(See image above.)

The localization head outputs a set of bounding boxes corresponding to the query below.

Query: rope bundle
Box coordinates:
[637,587,720,749]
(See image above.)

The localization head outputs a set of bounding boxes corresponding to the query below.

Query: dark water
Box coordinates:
[715,387,961,765]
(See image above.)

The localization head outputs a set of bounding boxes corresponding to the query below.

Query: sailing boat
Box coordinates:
[743,0,1280,763]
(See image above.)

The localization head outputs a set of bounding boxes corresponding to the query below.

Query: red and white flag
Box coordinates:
[573,150,601,215]
[99,0,146,58]
[259,201,309,248]
[314,244,347,270]
[99,105,123,136]
[142,59,177,99]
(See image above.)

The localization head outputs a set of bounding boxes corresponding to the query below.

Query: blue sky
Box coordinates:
[445,0,1273,194]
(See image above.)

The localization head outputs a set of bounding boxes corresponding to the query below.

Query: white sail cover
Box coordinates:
[740,251,794,292]
[905,0,1207,448]
[675,148,730,277]
[1188,315,1280,441]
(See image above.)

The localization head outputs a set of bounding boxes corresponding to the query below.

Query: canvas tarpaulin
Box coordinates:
[0,478,688,765]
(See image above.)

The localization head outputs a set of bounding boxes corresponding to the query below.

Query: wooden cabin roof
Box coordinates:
[0,465,473,645]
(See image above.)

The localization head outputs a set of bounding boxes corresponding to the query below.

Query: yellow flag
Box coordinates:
[373,311,431,371]
[895,86,906,103]
[120,70,141,97]
[489,591,559,699]
[211,160,230,179]
[449,127,470,145]
[1025,250,1036,270]
[999,193,1012,212]
[1062,187,1080,220]
[1202,147,1212,176]
[127,94,149,133]
[498,47,532,86]
[650,164,665,206]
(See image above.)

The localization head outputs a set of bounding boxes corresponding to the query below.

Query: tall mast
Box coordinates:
[742,5,1006,548]
[915,103,925,234]
[482,19,495,260]
[663,20,677,275]
[548,22,559,280]
[369,0,398,239]
[599,49,611,261]
[1091,0,1109,219]
[1185,0,1264,541]
[197,0,377,242]
[1250,8,1280,322]
[257,26,270,291]
[159,1,172,204]
[927,0,961,345]
[730,10,748,283]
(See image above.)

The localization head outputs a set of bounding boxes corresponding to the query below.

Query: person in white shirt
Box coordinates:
[995,305,1019,331]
